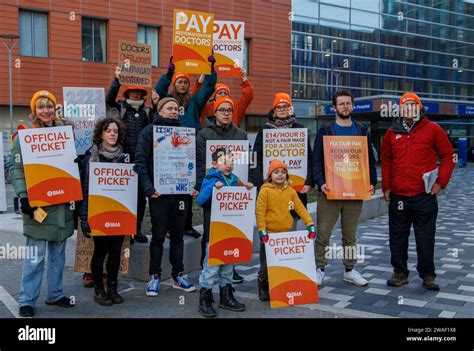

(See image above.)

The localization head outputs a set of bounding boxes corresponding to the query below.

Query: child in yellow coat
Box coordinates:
[255,159,316,301]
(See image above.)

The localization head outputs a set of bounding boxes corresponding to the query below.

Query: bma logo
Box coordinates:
[47,189,65,197]
[104,222,121,228]
[286,291,302,305]
[224,248,240,257]
[176,183,188,192]
[342,192,355,197]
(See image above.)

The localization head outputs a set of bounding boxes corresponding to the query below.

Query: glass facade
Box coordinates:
[291,0,474,104]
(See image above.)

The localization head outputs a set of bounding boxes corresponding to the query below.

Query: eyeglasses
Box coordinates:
[216,108,234,115]
[275,106,289,111]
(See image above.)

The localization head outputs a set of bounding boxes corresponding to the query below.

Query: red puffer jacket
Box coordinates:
[382,117,455,197]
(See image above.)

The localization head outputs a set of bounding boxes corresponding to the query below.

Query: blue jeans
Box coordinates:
[199,245,234,289]
[18,237,67,308]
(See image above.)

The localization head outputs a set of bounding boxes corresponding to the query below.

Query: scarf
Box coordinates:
[89,143,123,162]
[265,116,297,129]
[126,99,144,111]
[154,115,181,126]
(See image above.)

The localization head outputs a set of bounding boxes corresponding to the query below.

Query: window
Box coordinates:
[137,25,159,67]
[82,18,107,63]
[243,39,250,74]
[19,10,48,57]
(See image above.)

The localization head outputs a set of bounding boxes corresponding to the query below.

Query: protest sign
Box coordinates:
[205,140,249,183]
[213,21,245,77]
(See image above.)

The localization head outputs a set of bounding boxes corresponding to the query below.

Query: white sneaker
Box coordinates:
[316,268,325,286]
[343,270,368,286]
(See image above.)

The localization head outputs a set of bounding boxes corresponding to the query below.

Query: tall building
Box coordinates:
[0,0,291,150]
[291,0,474,158]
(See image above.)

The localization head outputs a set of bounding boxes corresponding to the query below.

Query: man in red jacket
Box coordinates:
[382,93,455,291]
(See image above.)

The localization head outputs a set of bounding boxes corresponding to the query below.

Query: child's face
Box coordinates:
[213,154,234,176]
[271,168,287,185]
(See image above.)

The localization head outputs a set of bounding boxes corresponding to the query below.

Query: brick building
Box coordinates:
[0,0,291,145]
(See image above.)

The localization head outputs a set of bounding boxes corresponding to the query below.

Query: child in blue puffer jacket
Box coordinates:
[196,148,253,318]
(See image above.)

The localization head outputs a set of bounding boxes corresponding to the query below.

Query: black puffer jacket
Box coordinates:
[106,78,151,159]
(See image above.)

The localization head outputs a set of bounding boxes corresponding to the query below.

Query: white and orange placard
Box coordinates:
[263,128,308,191]
[18,126,82,207]
[88,163,137,236]
[118,40,152,87]
[323,136,371,200]
[0,133,6,212]
[153,126,196,195]
[205,140,249,183]
[173,9,214,74]
[265,230,319,309]
[208,187,256,266]
[213,21,245,77]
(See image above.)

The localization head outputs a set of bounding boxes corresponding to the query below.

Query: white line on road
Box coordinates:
[0,285,20,318]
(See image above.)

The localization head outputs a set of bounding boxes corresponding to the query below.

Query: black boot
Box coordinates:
[198,288,217,317]
[134,223,148,243]
[218,284,245,312]
[258,277,270,301]
[107,281,124,304]
[94,284,113,306]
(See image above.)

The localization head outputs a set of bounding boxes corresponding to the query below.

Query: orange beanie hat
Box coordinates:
[272,93,292,110]
[267,159,288,178]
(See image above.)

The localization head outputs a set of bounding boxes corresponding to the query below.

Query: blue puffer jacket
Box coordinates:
[197,168,242,208]
[155,69,217,132]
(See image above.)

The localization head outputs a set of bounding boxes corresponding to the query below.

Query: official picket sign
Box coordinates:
[18,126,82,207]
[87,163,138,236]
[208,187,256,266]
[205,140,249,183]
[265,230,319,308]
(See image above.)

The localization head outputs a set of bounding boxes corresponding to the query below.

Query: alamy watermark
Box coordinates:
[0,243,38,263]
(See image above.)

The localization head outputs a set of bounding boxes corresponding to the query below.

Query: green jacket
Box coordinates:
[11,121,75,242]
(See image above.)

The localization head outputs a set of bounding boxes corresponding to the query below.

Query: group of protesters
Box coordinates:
[11,54,455,318]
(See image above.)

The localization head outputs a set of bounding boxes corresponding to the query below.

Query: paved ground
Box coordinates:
[0,165,473,318]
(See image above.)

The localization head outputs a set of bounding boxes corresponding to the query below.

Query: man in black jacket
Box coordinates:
[106,66,157,244]
[312,89,377,287]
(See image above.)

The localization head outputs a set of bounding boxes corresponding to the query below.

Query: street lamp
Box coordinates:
[0,34,19,139]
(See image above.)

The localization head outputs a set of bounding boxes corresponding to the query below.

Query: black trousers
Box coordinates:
[149,195,187,278]
[200,207,212,268]
[136,184,147,229]
[91,235,125,286]
[184,195,194,231]
[389,192,438,279]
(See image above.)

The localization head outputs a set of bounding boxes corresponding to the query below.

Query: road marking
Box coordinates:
[0,285,20,318]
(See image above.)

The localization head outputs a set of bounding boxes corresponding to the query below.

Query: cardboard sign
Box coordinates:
[18,126,82,207]
[263,128,308,191]
[88,163,138,236]
[213,21,245,77]
[205,140,249,183]
[173,9,214,74]
[153,126,196,194]
[323,136,371,200]
[118,40,152,87]
[265,231,319,308]
[74,222,131,274]
[0,132,6,212]
[208,187,256,266]
[63,87,106,155]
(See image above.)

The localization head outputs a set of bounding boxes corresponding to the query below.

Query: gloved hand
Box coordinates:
[81,220,92,238]
[259,230,269,244]
[208,54,216,69]
[20,198,37,220]
[307,224,316,240]
[167,56,175,76]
